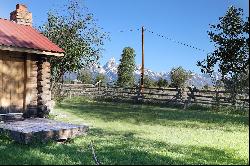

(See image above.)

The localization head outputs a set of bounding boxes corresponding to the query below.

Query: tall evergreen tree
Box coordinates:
[116,47,136,87]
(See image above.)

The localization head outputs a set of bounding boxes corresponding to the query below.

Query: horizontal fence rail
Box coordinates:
[53,83,249,109]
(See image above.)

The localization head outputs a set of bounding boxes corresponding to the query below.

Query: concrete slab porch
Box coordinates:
[0,118,89,144]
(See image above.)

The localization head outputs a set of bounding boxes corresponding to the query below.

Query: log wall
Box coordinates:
[37,58,51,117]
[0,50,52,118]
[23,54,38,117]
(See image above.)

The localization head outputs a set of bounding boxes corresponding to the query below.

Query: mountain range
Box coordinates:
[64,57,221,88]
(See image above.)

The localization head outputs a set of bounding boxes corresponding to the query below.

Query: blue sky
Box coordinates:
[0,0,249,73]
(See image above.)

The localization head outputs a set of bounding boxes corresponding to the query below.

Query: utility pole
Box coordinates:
[140,26,145,93]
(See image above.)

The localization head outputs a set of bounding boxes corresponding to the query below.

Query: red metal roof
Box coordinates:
[0,18,64,53]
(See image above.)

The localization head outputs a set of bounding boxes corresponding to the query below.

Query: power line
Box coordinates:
[145,28,206,52]
[119,28,140,33]
[119,27,206,52]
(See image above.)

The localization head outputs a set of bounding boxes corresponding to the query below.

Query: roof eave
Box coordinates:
[0,45,64,57]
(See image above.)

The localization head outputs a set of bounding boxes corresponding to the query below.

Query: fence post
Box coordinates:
[186,87,194,108]
[98,83,100,96]
[215,90,219,108]
[69,90,72,99]
[176,87,181,101]
[183,88,189,110]
[135,85,143,103]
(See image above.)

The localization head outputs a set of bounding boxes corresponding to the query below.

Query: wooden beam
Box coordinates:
[0,53,2,108]
[23,54,28,111]
[0,45,64,57]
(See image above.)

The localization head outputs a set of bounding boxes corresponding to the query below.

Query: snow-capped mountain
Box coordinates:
[102,57,118,82]
[64,57,221,88]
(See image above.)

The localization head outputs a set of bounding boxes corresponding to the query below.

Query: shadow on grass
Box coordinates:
[89,128,247,165]
[57,100,249,131]
[0,127,247,165]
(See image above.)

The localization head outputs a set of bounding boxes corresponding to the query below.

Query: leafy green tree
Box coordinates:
[170,67,191,88]
[77,69,93,84]
[223,69,249,104]
[202,84,209,90]
[142,76,156,88]
[40,0,108,89]
[116,47,136,87]
[197,6,249,103]
[156,78,169,88]
[95,73,107,86]
[63,79,72,84]
[197,6,249,78]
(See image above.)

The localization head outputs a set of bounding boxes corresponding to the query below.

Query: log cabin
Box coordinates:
[0,4,64,118]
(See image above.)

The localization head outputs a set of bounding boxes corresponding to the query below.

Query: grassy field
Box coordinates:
[0,97,249,165]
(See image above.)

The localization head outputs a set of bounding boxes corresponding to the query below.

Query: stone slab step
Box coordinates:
[0,118,89,144]
[0,113,24,122]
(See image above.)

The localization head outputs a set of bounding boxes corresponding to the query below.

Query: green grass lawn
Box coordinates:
[0,97,249,165]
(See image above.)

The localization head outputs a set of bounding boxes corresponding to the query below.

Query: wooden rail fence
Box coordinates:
[53,84,249,109]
